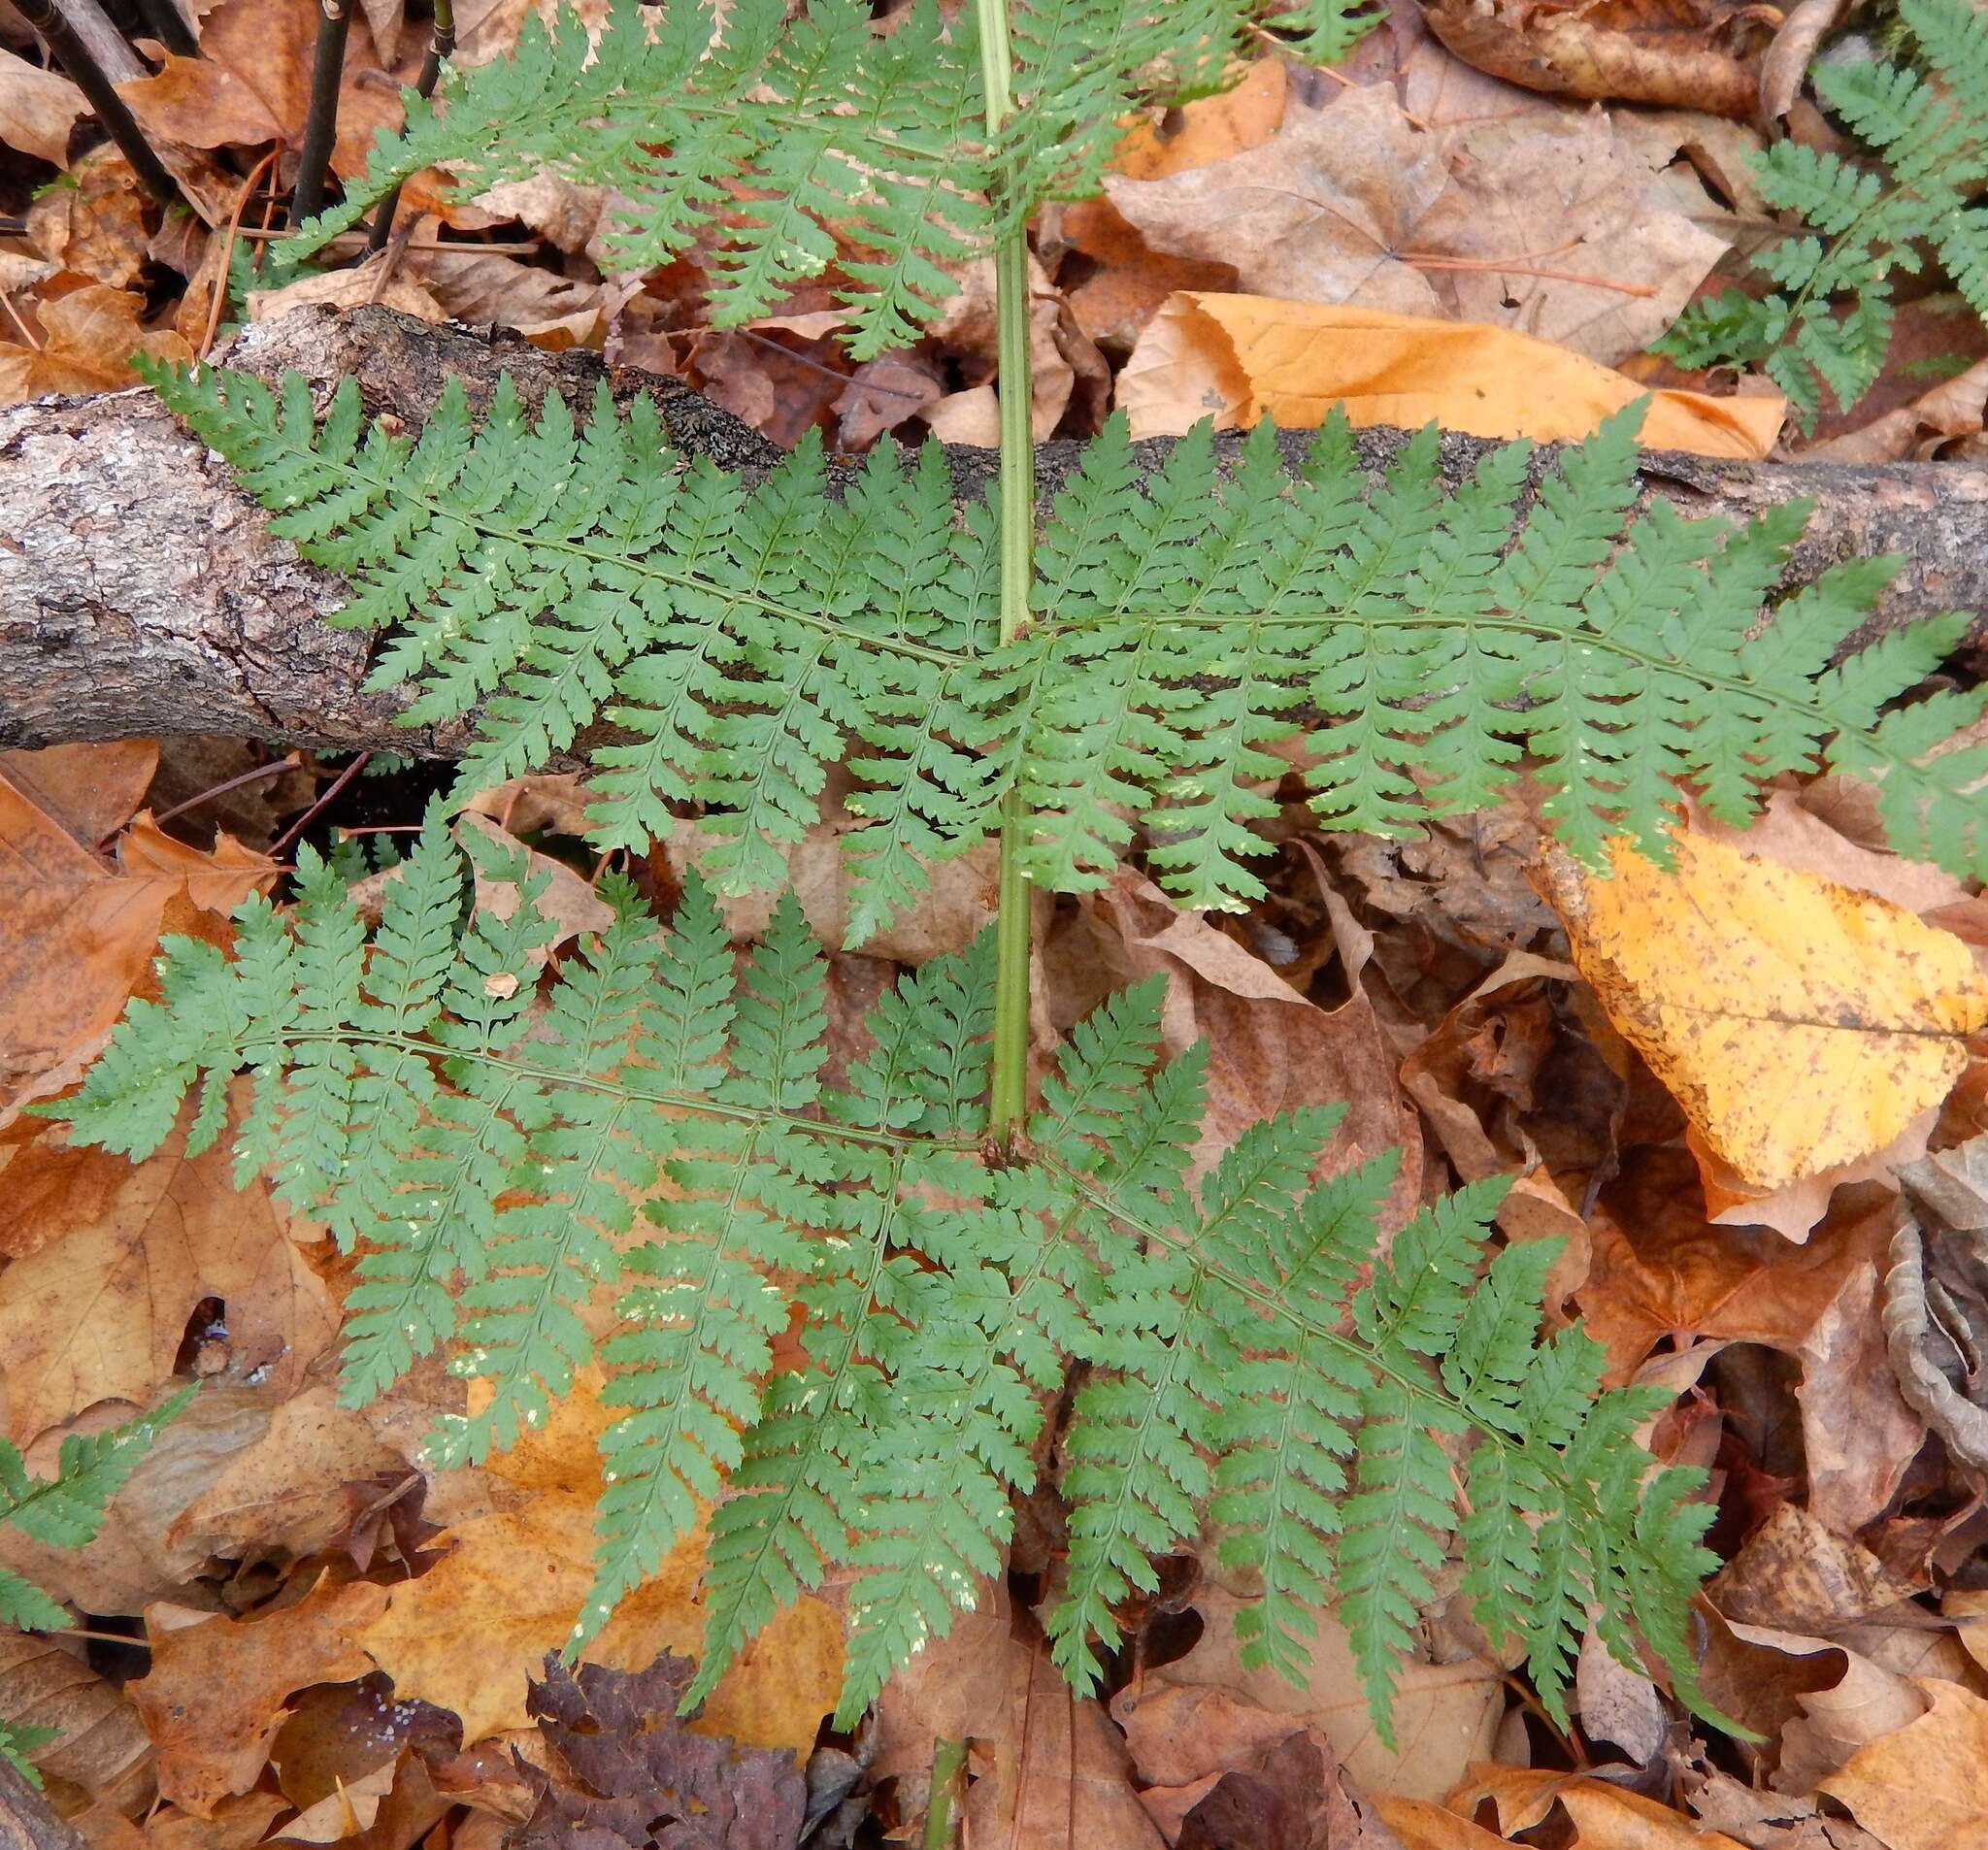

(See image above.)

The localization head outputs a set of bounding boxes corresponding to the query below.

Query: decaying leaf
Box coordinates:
[0,1087,337,1441]
[129,1572,388,1817]
[1113,1588,1503,1805]
[0,49,85,166]
[510,1654,806,1850]
[1419,0,1770,116]
[1450,1766,1752,1848]
[1820,1677,1988,1849]
[1106,84,1727,367]
[0,1632,152,1813]
[1882,1133,1988,1470]
[1538,834,1988,1194]
[352,1370,841,1757]
[1116,293,1785,453]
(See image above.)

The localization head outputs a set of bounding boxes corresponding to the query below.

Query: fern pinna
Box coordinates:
[282,0,1378,356]
[146,358,1988,935]
[0,1393,189,1780]
[1655,0,1988,422]
[57,817,1712,1736]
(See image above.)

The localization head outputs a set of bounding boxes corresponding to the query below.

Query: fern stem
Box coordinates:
[922,1736,968,1850]
[977,0,1035,1143]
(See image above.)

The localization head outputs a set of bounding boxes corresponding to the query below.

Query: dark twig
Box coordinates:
[16,0,179,204]
[131,0,196,59]
[365,0,454,254]
[289,0,352,228]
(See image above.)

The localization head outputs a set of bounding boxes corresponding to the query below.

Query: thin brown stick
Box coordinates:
[198,149,279,361]
[270,750,371,852]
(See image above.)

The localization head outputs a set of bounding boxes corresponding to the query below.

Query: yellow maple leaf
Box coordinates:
[1537,833,1988,1191]
[352,1369,842,1758]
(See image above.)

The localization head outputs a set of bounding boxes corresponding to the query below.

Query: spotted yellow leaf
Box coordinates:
[1537,833,1988,1191]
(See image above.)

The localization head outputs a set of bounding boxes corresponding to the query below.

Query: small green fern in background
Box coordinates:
[0,1392,190,1782]
[142,359,1988,928]
[1655,0,1988,423]
[284,0,1376,357]
[55,820,1714,1738]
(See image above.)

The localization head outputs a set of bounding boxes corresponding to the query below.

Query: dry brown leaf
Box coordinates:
[0,1387,269,1619]
[1048,867,1420,1210]
[117,0,405,174]
[352,1369,840,1757]
[969,1631,1164,1850]
[1058,199,1239,352]
[129,1573,388,1817]
[1420,0,1768,115]
[0,1632,152,1814]
[0,771,280,1124]
[1538,833,1988,1196]
[1796,1261,1926,1534]
[1114,1588,1503,1804]
[459,810,613,963]
[0,281,195,408]
[1820,1678,1988,1849]
[247,259,447,325]
[929,251,1100,441]
[1106,84,1727,367]
[1117,293,1785,453]
[268,1754,399,1842]
[1375,1795,1514,1850]
[1712,1504,1924,1637]
[1802,356,1988,463]
[0,742,157,849]
[1450,1766,1752,1848]
[1574,1150,1893,1379]
[409,241,605,345]
[0,1088,337,1440]
[1113,59,1287,180]
[164,1383,404,1560]
[0,49,86,166]
[24,151,150,288]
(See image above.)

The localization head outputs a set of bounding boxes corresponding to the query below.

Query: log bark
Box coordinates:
[3,303,1984,758]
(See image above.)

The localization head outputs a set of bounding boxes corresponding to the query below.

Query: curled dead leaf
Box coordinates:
[1881,1134,1988,1470]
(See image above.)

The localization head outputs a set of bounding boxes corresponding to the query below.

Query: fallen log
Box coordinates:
[2,304,1984,757]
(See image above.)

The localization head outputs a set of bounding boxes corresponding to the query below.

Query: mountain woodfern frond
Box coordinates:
[146,358,1988,932]
[1654,0,1988,422]
[0,1391,190,1781]
[281,0,1376,357]
[56,818,1715,1738]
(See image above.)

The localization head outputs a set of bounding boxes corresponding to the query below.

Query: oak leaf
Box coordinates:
[1538,833,1988,1193]
[128,1573,388,1818]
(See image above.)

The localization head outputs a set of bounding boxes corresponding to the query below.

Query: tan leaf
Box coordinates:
[459,810,613,964]
[0,770,278,1124]
[1450,1767,1751,1848]
[1820,1678,1988,1850]
[1112,59,1286,180]
[1375,1795,1514,1850]
[0,49,86,166]
[0,1088,338,1440]
[1105,85,1727,367]
[116,813,279,914]
[0,282,194,409]
[165,1383,403,1560]
[129,1573,388,1818]
[1795,1261,1927,1534]
[24,152,150,288]
[0,1632,152,1813]
[351,1370,841,1758]
[1113,1587,1503,1803]
[0,743,157,850]
[247,259,446,325]
[0,1387,270,1618]
[1537,832,1988,1194]
[1055,867,1420,1212]
[1116,293,1784,455]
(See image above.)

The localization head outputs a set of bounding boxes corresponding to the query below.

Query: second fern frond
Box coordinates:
[57,816,1714,1740]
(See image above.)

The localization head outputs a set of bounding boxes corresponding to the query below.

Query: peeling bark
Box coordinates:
[2,304,1983,757]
